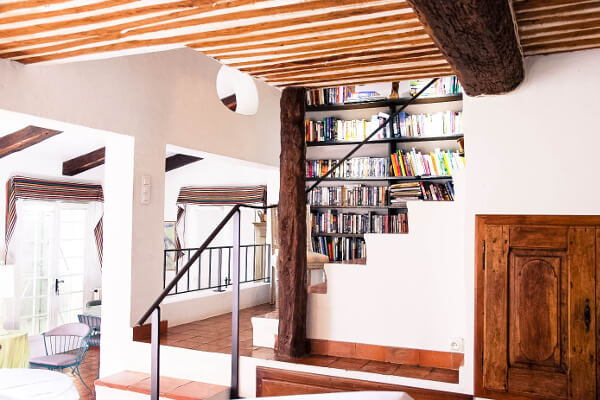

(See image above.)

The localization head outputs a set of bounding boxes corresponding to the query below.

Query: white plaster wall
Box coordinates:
[463,48,600,399]
[0,48,281,381]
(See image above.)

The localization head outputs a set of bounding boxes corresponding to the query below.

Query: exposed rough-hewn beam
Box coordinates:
[165,154,203,172]
[406,0,524,96]
[277,87,308,358]
[63,147,106,176]
[0,126,62,159]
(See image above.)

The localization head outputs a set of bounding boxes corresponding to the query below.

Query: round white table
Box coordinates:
[0,369,79,400]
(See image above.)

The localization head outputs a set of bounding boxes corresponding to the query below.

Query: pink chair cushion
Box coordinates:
[30,353,77,367]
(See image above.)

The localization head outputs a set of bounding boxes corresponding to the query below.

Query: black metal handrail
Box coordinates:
[138,78,439,400]
[163,243,271,295]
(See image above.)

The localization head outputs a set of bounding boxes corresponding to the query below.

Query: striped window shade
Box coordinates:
[175,185,267,250]
[5,176,104,266]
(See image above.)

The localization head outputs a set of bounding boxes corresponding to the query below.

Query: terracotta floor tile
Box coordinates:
[130,376,191,395]
[297,355,338,367]
[360,360,400,375]
[167,381,229,400]
[328,357,370,370]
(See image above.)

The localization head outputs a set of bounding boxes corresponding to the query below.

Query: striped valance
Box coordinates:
[175,185,267,251]
[176,185,267,206]
[5,176,104,265]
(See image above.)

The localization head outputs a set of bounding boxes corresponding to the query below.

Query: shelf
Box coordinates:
[306,134,464,147]
[305,176,453,182]
[312,233,365,238]
[310,205,407,211]
[306,94,463,112]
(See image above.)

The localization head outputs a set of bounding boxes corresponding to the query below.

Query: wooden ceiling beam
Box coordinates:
[237,43,439,75]
[63,147,106,176]
[250,52,443,77]
[258,57,447,80]
[0,125,62,159]
[514,0,598,13]
[405,0,523,96]
[278,70,454,88]
[193,23,423,54]
[519,18,600,37]
[212,33,430,60]
[268,65,453,86]
[523,36,600,54]
[165,154,203,172]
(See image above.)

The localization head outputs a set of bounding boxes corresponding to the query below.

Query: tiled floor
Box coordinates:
[60,346,99,400]
[136,303,458,384]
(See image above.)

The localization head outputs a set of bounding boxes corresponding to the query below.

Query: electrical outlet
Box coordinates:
[450,337,464,352]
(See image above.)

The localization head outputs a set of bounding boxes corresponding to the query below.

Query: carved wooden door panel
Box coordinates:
[482,224,596,400]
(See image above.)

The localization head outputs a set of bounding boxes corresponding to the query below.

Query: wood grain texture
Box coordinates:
[406,0,523,95]
[255,366,473,400]
[483,224,509,391]
[567,227,596,400]
[0,125,62,159]
[509,225,568,249]
[63,147,105,176]
[277,87,308,358]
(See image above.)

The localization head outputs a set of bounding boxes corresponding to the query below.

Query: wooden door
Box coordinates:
[477,218,596,400]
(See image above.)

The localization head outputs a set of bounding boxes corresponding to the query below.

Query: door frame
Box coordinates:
[474,215,600,400]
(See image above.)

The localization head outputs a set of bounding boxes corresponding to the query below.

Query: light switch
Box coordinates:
[141,175,151,205]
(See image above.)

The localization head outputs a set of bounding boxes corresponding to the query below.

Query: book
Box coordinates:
[389,148,464,177]
[306,157,389,179]
[312,236,366,262]
[391,111,462,137]
[311,210,408,235]
[409,76,462,97]
[307,185,388,207]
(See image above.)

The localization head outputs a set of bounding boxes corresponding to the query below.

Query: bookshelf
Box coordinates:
[306,86,464,263]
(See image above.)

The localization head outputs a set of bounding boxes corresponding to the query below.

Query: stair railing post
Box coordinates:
[151,306,161,400]
[230,209,241,398]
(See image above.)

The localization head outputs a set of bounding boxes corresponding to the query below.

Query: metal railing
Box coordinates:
[137,78,439,400]
[163,244,271,295]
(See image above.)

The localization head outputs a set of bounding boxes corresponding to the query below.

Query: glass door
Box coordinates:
[18,201,88,334]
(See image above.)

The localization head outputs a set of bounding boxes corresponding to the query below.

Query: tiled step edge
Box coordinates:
[95,370,229,400]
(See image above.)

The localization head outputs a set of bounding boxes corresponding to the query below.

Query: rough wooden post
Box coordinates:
[277,86,308,358]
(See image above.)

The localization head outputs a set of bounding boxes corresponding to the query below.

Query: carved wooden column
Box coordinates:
[277,86,308,358]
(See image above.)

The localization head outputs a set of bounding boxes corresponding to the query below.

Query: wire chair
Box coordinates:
[29,322,94,396]
[78,314,101,346]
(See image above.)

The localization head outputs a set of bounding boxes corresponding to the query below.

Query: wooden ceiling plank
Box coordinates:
[514,0,597,13]
[0,0,143,25]
[406,0,523,96]
[0,0,260,52]
[519,18,600,37]
[63,147,106,176]
[261,59,449,81]
[4,4,414,62]
[519,9,600,27]
[193,22,423,53]
[165,154,203,172]
[268,65,453,86]
[210,31,429,59]
[236,45,439,73]
[0,0,405,41]
[248,51,443,76]
[516,1,600,21]
[227,40,435,69]
[523,36,600,53]
[0,0,74,14]
[521,26,600,45]
[276,70,454,88]
[0,125,62,159]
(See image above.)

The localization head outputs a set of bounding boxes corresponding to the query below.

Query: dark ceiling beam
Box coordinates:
[405,0,524,96]
[165,154,203,172]
[63,147,106,176]
[0,125,62,159]
[63,149,202,176]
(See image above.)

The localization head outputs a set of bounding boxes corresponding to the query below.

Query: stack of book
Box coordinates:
[305,113,390,142]
[410,76,462,97]
[312,237,366,262]
[306,87,350,106]
[307,185,388,207]
[420,182,455,201]
[306,157,389,179]
[389,182,422,205]
[391,111,462,137]
[390,148,464,177]
[370,214,408,233]
[312,211,370,234]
